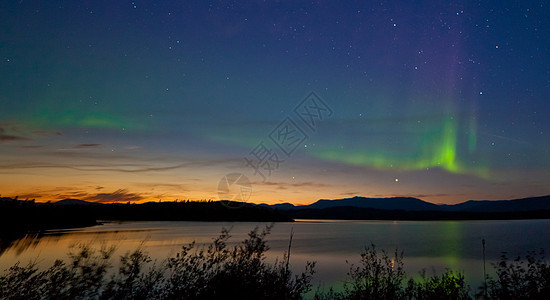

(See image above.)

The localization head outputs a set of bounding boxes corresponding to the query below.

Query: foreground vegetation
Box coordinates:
[1,226,549,299]
[0,226,313,300]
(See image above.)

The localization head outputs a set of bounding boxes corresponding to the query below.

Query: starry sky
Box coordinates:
[1,1,549,205]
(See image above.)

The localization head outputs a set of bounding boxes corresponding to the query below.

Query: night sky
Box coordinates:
[1,1,549,205]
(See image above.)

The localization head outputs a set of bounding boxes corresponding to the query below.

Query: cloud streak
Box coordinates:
[84,189,144,203]
[0,127,29,142]
[75,143,101,148]
[372,193,459,199]
[252,181,330,190]
[0,162,188,173]
[0,156,241,173]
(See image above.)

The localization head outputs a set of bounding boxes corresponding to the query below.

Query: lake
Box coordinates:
[1,219,550,293]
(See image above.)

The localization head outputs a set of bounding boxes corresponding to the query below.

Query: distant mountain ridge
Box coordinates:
[53,199,102,206]
[441,195,550,212]
[262,195,550,213]
[308,196,440,211]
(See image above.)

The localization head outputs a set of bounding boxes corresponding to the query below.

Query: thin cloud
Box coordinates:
[31,130,63,137]
[16,190,90,201]
[84,189,144,203]
[75,143,101,148]
[372,193,456,199]
[137,183,189,192]
[51,144,102,151]
[252,181,330,188]
[20,145,43,148]
[252,181,280,186]
[12,193,44,200]
[0,127,29,142]
[0,162,188,173]
[59,192,90,199]
[0,134,27,141]
[125,145,142,150]
[0,156,242,173]
[289,182,329,188]
[339,192,361,196]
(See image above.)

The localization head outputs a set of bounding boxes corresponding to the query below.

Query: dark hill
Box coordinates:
[307,196,441,211]
[446,195,550,212]
[265,195,550,220]
[53,199,102,206]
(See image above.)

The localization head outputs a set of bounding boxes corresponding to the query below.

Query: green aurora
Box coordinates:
[312,116,491,179]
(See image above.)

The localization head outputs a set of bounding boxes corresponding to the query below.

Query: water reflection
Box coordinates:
[0,227,161,257]
[0,232,43,257]
[1,219,549,290]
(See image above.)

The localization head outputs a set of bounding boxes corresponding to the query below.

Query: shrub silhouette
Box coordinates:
[0,226,315,300]
[2,228,550,300]
[162,225,315,299]
[343,244,405,299]
[314,245,470,300]
[404,269,471,300]
[0,243,115,299]
[485,250,550,300]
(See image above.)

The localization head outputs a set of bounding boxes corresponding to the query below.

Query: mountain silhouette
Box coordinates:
[261,196,440,211]
[306,196,441,211]
[441,195,550,212]
[262,195,550,220]
[53,199,102,206]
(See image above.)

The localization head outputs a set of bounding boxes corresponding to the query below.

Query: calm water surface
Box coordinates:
[1,219,550,291]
